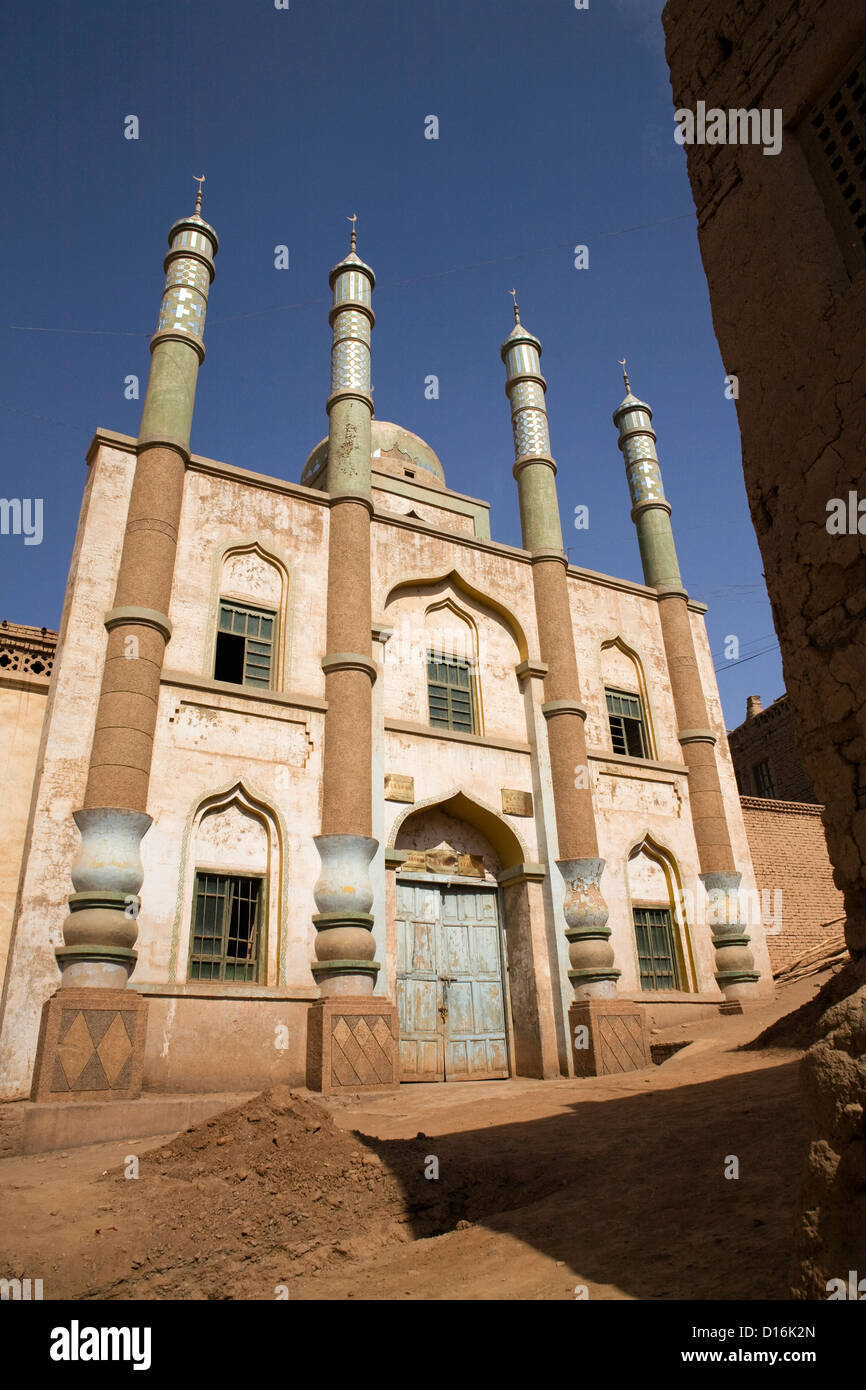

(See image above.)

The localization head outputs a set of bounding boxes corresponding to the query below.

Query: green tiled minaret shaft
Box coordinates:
[312,219,382,996]
[502,298,619,998]
[86,180,218,816]
[58,183,218,996]
[613,364,759,1000]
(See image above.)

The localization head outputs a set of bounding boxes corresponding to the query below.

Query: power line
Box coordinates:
[710,630,777,661]
[714,643,779,673]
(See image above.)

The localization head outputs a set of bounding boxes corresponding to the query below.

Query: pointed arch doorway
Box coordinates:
[392,793,522,1082]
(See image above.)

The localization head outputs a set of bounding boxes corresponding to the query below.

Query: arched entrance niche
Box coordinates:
[387,791,553,1082]
[626,834,696,993]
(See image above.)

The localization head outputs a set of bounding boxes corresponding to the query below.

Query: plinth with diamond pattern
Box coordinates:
[306,997,399,1094]
[569,999,650,1078]
[30,988,147,1102]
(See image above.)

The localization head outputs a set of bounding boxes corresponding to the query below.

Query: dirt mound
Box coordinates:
[90,1086,547,1300]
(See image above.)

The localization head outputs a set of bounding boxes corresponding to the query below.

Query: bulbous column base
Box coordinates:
[311,835,380,997]
[558,857,620,1000]
[57,808,152,988]
[701,871,761,1001]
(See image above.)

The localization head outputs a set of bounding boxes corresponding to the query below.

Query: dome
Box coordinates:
[301,420,445,489]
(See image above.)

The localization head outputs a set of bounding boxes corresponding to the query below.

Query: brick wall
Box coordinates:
[728,695,817,803]
[739,795,845,970]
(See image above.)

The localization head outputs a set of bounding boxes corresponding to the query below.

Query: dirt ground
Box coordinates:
[0,971,833,1301]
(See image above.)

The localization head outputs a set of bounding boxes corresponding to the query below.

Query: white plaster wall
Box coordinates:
[0,444,136,1097]
[371,522,539,665]
[570,578,682,763]
[167,469,329,698]
[0,680,49,990]
[382,733,536,859]
[381,582,526,740]
[372,490,475,535]
[141,685,324,992]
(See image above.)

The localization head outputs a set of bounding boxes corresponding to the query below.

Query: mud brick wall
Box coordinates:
[663,0,866,1302]
[740,796,845,970]
[663,0,866,956]
[729,696,817,804]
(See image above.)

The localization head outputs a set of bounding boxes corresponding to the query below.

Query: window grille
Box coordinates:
[189,872,262,982]
[633,907,680,990]
[753,759,776,798]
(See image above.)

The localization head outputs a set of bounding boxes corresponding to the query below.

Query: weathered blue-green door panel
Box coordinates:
[396,884,444,1082]
[396,879,509,1083]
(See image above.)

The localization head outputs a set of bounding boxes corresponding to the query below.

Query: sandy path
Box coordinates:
[0,972,828,1301]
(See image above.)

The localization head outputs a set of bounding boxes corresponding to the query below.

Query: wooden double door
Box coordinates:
[396,880,509,1082]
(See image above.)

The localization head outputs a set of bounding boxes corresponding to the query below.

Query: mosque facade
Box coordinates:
[0,191,772,1102]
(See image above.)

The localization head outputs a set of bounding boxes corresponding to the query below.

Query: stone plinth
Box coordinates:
[569,998,651,1077]
[306,996,399,1094]
[30,988,148,1103]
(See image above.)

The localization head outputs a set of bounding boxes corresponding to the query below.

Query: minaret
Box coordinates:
[31,183,218,1103]
[613,364,760,1002]
[307,218,399,1092]
[503,298,649,1075]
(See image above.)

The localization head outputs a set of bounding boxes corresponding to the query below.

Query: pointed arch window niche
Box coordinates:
[600,636,657,761]
[208,542,291,693]
[626,835,697,993]
[171,782,286,989]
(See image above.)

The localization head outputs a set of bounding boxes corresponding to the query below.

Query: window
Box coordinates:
[799,45,866,276]
[189,872,262,981]
[633,907,680,990]
[753,759,776,797]
[606,689,649,759]
[427,653,477,734]
[214,601,275,688]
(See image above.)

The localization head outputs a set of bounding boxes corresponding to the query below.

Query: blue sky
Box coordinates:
[0,0,783,729]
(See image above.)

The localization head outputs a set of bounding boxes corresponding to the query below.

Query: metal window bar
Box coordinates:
[753,760,776,798]
[633,907,679,991]
[190,872,261,981]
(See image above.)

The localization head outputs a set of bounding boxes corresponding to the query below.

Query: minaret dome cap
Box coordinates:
[500,319,542,360]
[168,213,219,256]
[613,389,652,424]
[328,247,376,287]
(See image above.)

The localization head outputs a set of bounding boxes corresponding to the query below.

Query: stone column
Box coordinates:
[613,373,760,1003]
[30,189,218,1103]
[502,306,649,1075]
[306,230,399,1093]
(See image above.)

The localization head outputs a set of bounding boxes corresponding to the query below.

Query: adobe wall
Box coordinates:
[663,0,866,1299]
